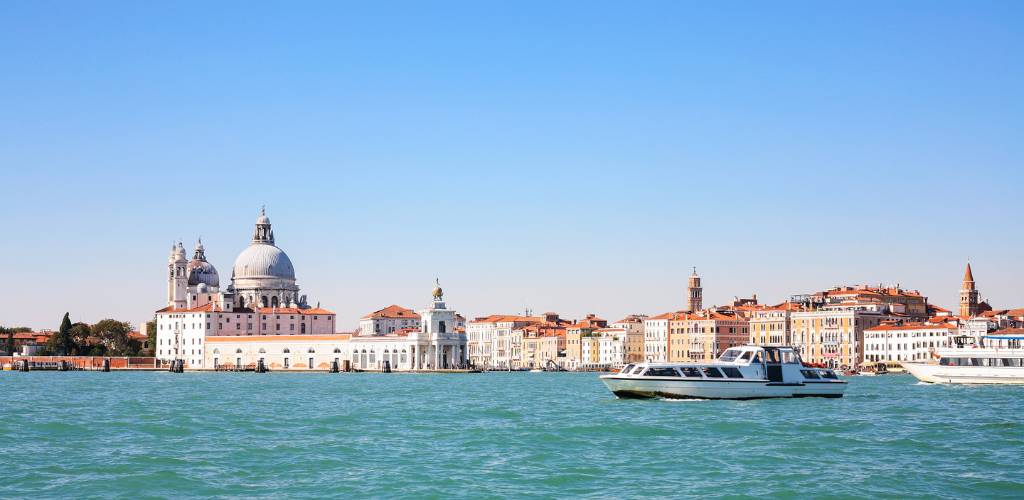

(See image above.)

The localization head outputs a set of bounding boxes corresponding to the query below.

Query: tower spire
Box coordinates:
[960,261,979,318]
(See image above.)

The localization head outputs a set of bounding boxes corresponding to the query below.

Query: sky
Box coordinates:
[1,1,1022,331]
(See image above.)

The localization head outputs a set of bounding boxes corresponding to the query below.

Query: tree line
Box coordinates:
[1,313,153,357]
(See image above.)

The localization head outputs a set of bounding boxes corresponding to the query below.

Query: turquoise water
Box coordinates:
[1,372,1022,498]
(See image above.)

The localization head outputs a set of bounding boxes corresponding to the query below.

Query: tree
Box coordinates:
[69,323,92,355]
[2,327,13,355]
[91,319,137,356]
[145,319,157,356]
[47,312,76,356]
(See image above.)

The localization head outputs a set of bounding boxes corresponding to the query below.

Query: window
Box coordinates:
[720,367,743,378]
[679,367,702,377]
[800,369,821,379]
[308,357,314,369]
[283,348,291,354]
[284,358,290,368]
[644,367,680,377]
[702,367,724,378]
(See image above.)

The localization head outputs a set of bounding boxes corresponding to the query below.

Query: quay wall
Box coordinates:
[0,356,158,370]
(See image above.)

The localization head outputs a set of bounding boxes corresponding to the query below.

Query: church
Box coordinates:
[154,208,468,371]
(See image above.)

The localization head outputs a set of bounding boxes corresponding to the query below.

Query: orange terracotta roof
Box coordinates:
[963,263,974,282]
[362,305,417,320]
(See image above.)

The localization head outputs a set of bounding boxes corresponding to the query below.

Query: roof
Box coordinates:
[157,305,334,315]
[470,315,542,324]
[206,334,352,343]
[865,322,957,332]
[362,305,417,320]
[964,263,974,282]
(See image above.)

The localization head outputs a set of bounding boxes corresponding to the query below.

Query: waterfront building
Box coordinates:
[467,314,541,369]
[579,327,626,370]
[864,322,957,363]
[564,314,608,370]
[667,311,749,362]
[791,306,893,370]
[611,315,647,363]
[644,312,678,362]
[359,305,420,336]
[748,302,802,346]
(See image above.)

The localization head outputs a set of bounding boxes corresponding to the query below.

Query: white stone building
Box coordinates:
[864,322,957,362]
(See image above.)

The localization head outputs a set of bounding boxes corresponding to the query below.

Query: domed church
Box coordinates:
[155,208,336,368]
[229,207,306,310]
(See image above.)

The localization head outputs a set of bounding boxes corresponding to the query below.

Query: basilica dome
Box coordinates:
[232,243,295,280]
[187,260,220,287]
[187,239,220,287]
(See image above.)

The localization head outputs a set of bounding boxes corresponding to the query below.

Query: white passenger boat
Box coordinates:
[902,335,1024,384]
[600,346,847,400]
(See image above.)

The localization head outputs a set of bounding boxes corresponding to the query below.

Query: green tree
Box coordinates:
[47,312,76,355]
[91,319,138,356]
[145,319,157,356]
[68,323,92,355]
[2,327,13,355]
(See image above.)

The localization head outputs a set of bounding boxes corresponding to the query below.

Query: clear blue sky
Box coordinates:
[2,1,1022,331]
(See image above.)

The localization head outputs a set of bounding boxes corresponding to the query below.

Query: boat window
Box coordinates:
[644,367,681,377]
[739,351,752,362]
[820,370,838,379]
[720,367,743,378]
[679,367,702,377]
[718,349,741,362]
[1004,358,1022,368]
[621,364,635,374]
[702,367,724,378]
[780,350,799,364]
[801,369,820,379]
[751,352,763,364]
[969,358,983,367]
[632,365,646,375]
[939,357,951,366]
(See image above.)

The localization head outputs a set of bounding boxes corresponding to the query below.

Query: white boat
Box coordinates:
[902,335,1024,384]
[600,346,847,400]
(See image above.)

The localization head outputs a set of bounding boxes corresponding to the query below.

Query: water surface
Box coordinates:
[1,372,1021,498]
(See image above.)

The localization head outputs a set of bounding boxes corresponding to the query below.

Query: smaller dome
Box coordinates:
[187,259,220,287]
[197,283,209,293]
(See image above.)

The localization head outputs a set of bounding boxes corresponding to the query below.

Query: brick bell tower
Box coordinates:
[687,267,702,312]
[960,262,979,318]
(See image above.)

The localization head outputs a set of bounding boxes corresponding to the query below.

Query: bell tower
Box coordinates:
[687,267,702,312]
[959,262,979,318]
[167,242,188,308]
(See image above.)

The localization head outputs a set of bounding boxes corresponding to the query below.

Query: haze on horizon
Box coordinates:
[2,1,1022,331]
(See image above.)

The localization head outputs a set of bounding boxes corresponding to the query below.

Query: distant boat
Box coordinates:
[600,346,847,400]
[903,335,1024,384]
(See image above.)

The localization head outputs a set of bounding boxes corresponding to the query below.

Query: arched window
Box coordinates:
[235,348,243,354]
[238,297,245,308]
[271,296,279,308]
[283,348,291,354]
[333,348,341,353]
[301,323,306,334]
[438,321,446,333]
[261,296,269,307]
[308,347,315,353]
[213,348,220,354]
[258,348,266,354]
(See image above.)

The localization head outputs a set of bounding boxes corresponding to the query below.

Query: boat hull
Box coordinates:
[600,376,845,400]
[902,362,1024,384]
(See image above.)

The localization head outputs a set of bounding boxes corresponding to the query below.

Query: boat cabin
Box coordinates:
[617,345,839,383]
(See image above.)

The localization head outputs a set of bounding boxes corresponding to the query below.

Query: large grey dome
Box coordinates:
[232,243,295,280]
